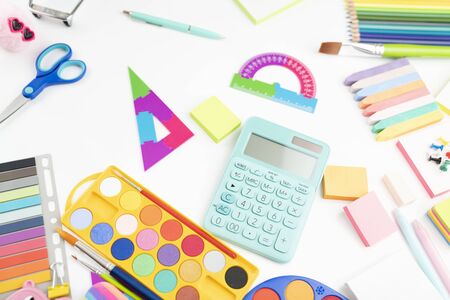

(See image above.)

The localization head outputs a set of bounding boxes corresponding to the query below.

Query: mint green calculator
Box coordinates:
[204,117,330,262]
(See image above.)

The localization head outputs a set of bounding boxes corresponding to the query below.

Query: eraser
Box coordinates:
[383,172,416,206]
[323,165,368,200]
[190,97,240,143]
[343,191,397,246]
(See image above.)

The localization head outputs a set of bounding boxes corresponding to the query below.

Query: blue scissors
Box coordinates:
[0,43,86,124]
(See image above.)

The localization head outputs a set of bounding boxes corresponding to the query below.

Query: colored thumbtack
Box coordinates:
[430,143,444,151]
[446,152,450,159]
[440,160,450,172]
[429,156,442,164]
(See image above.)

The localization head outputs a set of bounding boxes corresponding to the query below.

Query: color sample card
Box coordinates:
[347,249,442,300]
[397,120,450,198]
[344,59,443,141]
[62,166,258,300]
[0,156,68,297]
[343,191,397,246]
[235,0,301,24]
[323,165,368,200]
[190,96,241,143]
[128,68,194,171]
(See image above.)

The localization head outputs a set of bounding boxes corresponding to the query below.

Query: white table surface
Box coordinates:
[1,0,449,299]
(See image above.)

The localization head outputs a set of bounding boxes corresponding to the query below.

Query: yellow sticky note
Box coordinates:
[190,97,241,143]
[323,165,368,200]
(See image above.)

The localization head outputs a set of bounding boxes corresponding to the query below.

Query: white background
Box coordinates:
[1,0,449,299]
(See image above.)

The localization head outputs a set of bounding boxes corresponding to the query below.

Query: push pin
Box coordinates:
[440,160,450,172]
[430,143,444,151]
[438,137,449,146]
[446,152,450,159]
[429,156,442,164]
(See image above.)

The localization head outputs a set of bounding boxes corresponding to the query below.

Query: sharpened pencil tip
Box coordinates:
[319,42,342,55]
[123,10,130,15]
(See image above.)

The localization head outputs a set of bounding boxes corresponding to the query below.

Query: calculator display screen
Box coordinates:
[244,134,317,179]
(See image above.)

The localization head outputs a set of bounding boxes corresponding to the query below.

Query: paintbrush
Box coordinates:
[319,41,450,58]
[57,228,161,300]
[71,254,141,300]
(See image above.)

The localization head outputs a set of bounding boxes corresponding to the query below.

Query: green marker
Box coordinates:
[123,10,224,40]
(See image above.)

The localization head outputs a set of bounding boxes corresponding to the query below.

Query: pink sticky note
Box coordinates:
[343,191,397,246]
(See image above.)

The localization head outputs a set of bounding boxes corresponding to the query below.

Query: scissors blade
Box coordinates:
[0,94,29,124]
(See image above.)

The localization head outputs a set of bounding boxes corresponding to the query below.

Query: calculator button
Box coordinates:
[267,210,282,223]
[234,161,248,171]
[247,216,262,228]
[276,188,291,200]
[274,229,291,253]
[236,198,251,210]
[250,169,263,177]
[241,187,256,198]
[252,204,267,216]
[230,170,245,181]
[271,199,287,211]
[211,215,226,227]
[258,234,274,247]
[256,193,271,205]
[287,205,302,217]
[215,204,231,215]
[226,181,240,192]
[226,222,241,234]
[231,210,246,222]
[295,185,309,195]
[280,179,294,189]
[283,217,297,229]
[245,176,260,187]
[265,171,279,182]
[261,182,275,193]
[221,192,236,204]
[242,228,257,240]
[263,222,278,235]
[292,194,306,206]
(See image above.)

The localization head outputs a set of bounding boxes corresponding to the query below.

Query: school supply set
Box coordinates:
[230,53,318,113]
[204,117,330,262]
[0,156,70,298]
[397,120,450,197]
[61,166,258,300]
[344,58,444,141]
[345,0,450,46]
[0,43,86,125]
[428,198,450,245]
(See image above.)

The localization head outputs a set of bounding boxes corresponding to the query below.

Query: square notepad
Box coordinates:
[428,198,450,244]
[190,97,240,143]
[323,165,368,200]
[235,0,301,24]
[397,120,450,197]
[343,191,397,246]
[347,249,442,300]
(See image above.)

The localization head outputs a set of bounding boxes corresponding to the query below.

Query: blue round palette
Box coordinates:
[243,275,349,300]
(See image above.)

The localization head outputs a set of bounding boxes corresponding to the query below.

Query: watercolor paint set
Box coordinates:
[61,166,258,300]
[243,275,349,300]
[0,156,69,297]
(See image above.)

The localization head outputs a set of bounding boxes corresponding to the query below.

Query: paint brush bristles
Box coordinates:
[319,42,343,55]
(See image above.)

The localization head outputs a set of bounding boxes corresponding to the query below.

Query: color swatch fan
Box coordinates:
[128,68,193,171]
[231,53,318,113]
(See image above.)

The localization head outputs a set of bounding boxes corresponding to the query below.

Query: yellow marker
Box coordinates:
[376,110,444,141]
[190,96,241,143]
[438,137,448,146]
[323,165,368,200]
[438,102,450,116]
[359,80,425,109]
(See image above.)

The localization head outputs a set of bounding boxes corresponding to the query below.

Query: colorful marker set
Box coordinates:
[0,156,69,297]
[344,58,444,141]
[243,275,349,300]
[345,0,450,45]
[428,198,450,245]
[62,166,258,300]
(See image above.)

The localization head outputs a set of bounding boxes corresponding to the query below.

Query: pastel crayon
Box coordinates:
[350,64,416,92]
[355,72,421,100]
[344,58,410,85]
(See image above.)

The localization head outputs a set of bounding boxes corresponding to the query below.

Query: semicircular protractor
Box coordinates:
[231,53,318,113]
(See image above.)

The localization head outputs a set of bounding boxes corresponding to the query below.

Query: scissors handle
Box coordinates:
[22,43,87,100]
